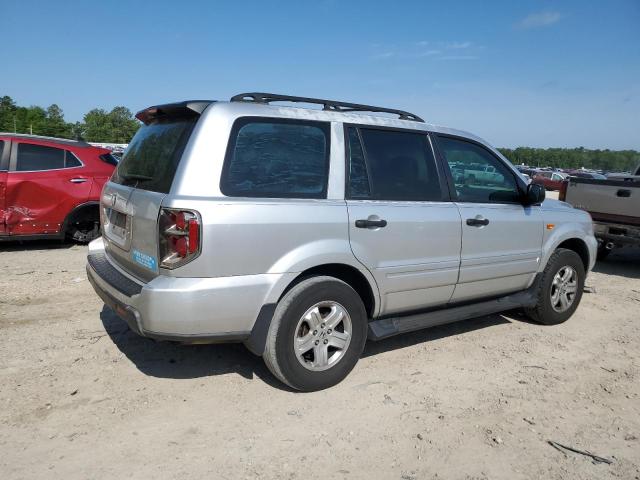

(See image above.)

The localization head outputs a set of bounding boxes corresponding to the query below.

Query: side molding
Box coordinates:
[369,274,541,341]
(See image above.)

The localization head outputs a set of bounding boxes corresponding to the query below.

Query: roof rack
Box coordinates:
[230,92,424,123]
[0,132,90,147]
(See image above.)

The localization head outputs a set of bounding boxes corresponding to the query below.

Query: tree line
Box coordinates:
[498,147,640,173]
[0,95,139,144]
[1,95,638,171]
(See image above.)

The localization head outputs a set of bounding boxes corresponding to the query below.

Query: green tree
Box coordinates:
[82,106,139,143]
[2,95,140,142]
[71,121,85,140]
[43,104,71,138]
[499,147,640,172]
[82,108,111,142]
[0,95,17,132]
[107,106,139,143]
[13,106,47,135]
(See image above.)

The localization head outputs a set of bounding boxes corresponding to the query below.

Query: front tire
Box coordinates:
[525,248,585,325]
[263,276,368,391]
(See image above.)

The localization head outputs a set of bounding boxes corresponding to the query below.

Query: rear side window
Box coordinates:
[65,151,82,167]
[16,143,65,171]
[99,153,119,166]
[221,118,330,198]
[346,128,370,198]
[112,117,196,194]
[347,128,443,201]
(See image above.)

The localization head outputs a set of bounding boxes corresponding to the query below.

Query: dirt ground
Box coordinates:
[1,239,639,480]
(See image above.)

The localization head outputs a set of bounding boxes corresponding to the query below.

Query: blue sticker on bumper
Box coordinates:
[132,249,158,272]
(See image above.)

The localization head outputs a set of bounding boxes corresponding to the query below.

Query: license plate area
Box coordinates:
[104,207,131,250]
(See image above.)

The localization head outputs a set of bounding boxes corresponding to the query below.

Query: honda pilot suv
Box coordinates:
[87,93,597,391]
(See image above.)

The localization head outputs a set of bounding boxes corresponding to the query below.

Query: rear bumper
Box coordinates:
[86,238,294,342]
[593,221,640,246]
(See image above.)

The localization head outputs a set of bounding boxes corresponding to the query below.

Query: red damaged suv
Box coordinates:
[0,134,117,243]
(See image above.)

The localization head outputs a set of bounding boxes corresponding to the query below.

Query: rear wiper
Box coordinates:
[120,173,153,181]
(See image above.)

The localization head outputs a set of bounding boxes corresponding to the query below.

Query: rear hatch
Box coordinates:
[101,101,210,282]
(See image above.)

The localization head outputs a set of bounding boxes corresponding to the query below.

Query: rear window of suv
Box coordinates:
[112,117,196,194]
[221,118,330,198]
[347,127,443,201]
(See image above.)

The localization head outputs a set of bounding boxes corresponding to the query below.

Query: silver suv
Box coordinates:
[87,93,597,391]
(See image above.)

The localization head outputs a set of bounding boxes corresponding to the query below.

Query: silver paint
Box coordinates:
[88,100,597,339]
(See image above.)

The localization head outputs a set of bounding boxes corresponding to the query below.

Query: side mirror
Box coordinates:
[523,182,545,206]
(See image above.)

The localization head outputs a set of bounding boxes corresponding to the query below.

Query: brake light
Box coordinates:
[158,208,201,269]
[559,180,568,201]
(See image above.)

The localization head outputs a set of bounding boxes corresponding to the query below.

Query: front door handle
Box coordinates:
[617,189,631,198]
[466,217,490,227]
[355,219,387,229]
[69,178,88,183]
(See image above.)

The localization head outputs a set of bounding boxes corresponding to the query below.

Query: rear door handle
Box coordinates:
[69,178,88,183]
[466,217,490,227]
[617,189,631,198]
[355,219,387,229]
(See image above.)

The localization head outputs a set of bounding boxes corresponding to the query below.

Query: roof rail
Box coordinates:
[0,132,90,147]
[230,92,424,122]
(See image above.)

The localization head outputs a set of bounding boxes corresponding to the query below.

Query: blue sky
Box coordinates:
[1,0,638,149]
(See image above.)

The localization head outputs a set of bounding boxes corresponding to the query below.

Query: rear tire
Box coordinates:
[524,248,585,325]
[65,207,100,244]
[263,276,368,391]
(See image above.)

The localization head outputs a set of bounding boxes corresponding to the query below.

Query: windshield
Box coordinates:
[112,117,196,193]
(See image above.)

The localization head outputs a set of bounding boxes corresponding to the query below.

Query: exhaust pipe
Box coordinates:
[605,242,615,250]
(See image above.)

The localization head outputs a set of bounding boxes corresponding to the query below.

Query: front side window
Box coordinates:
[221,119,329,198]
[15,143,65,171]
[437,136,520,203]
[348,128,442,201]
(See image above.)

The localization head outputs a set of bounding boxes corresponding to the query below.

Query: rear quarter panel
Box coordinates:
[80,147,115,201]
[161,197,362,276]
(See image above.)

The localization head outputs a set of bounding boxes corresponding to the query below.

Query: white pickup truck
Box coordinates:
[561,163,640,259]
[450,163,505,185]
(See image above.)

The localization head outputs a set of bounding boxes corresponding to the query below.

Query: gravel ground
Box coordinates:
[1,241,639,480]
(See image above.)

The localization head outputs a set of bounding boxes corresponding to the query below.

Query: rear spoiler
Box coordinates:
[135,100,214,125]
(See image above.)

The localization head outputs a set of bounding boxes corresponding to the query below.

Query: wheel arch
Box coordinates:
[245,262,380,356]
[279,263,377,319]
[62,201,100,235]
[556,237,590,272]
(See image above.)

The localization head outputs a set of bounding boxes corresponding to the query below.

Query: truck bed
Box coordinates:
[563,177,640,226]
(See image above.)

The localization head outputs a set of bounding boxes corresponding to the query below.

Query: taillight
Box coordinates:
[158,208,201,269]
[559,180,568,201]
